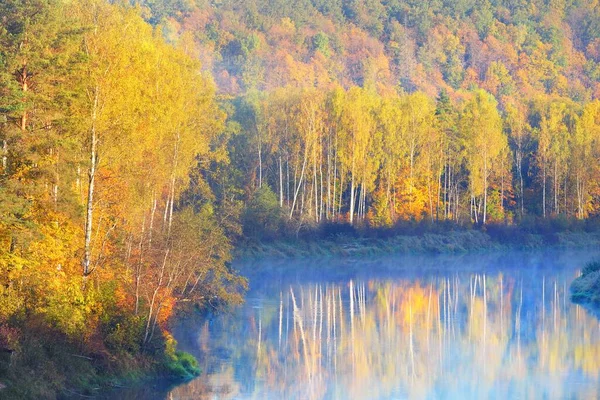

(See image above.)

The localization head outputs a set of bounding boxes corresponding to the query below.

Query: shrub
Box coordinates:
[161,333,200,380]
[582,261,600,276]
[571,260,600,306]
[102,315,144,355]
[319,222,357,239]
[243,185,285,240]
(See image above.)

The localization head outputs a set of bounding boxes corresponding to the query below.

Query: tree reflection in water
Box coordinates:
[169,253,600,400]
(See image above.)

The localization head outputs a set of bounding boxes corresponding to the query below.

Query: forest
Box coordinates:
[1,0,600,397]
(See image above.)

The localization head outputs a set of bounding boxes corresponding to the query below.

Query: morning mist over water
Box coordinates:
[110,250,600,400]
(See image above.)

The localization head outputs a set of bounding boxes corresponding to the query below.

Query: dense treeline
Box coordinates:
[0,0,244,397]
[230,86,600,232]
[139,0,600,231]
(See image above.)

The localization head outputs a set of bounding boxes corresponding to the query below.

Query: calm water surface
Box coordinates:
[112,250,600,399]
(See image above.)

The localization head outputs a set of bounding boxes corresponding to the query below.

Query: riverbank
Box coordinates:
[4,229,599,399]
[0,329,199,399]
[236,229,600,260]
[571,261,600,307]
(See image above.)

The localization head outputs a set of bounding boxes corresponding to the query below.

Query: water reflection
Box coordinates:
[169,251,600,400]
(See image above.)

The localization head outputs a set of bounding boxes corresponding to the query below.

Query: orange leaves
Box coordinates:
[135,0,600,107]
[393,183,430,222]
[342,27,391,87]
[267,18,297,49]
[157,295,176,326]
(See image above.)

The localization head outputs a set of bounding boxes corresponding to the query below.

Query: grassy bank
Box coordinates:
[571,261,600,307]
[236,226,600,260]
[0,327,199,399]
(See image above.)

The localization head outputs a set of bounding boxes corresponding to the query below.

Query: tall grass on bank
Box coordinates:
[237,217,600,260]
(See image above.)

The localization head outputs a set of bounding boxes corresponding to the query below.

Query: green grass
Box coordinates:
[163,351,201,380]
[571,261,600,306]
[235,230,600,261]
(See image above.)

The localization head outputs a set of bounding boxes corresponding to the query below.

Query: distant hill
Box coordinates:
[143,0,600,101]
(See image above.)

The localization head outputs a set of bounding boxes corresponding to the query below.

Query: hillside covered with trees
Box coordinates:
[1,0,600,397]
[148,0,600,228]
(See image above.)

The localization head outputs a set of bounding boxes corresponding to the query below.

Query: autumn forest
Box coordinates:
[1,0,600,397]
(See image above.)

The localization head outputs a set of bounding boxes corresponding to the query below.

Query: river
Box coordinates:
[108,249,600,399]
